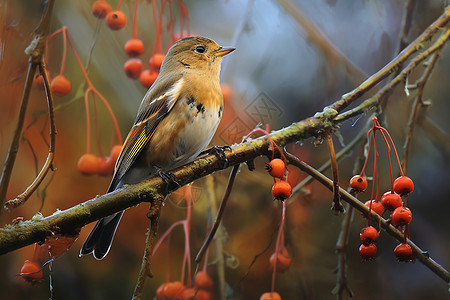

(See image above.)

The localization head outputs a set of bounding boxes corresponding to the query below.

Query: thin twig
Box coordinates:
[4,61,57,210]
[291,128,366,197]
[331,7,450,113]
[335,26,450,124]
[332,134,368,299]
[205,176,226,300]
[325,133,344,214]
[0,0,55,209]
[284,153,450,284]
[195,164,240,263]
[402,51,440,174]
[133,196,164,299]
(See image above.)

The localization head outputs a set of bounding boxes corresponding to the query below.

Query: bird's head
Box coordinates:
[160,36,235,75]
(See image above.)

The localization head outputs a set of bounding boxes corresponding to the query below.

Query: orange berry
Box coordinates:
[156,282,169,299]
[20,260,43,283]
[50,75,71,97]
[381,191,402,211]
[360,226,379,245]
[109,144,122,166]
[195,289,211,300]
[364,200,384,216]
[77,153,99,175]
[97,156,114,176]
[180,287,196,300]
[265,158,285,178]
[269,247,291,272]
[33,70,51,90]
[393,176,414,196]
[260,292,282,300]
[221,83,233,102]
[149,53,165,72]
[139,69,158,88]
[359,243,377,260]
[194,271,213,290]
[124,38,145,57]
[91,0,112,19]
[124,58,143,79]
[163,281,185,298]
[106,10,127,30]
[391,207,412,227]
[349,175,368,192]
[271,180,292,200]
[394,243,413,262]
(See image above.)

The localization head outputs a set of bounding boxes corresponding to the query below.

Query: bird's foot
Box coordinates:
[199,145,232,168]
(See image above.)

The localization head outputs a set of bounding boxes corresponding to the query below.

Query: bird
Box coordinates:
[80,36,235,260]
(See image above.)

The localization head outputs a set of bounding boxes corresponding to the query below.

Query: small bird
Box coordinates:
[80,36,234,260]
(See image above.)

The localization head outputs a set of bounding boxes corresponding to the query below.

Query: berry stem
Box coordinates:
[63,28,122,143]
[378,129,395,192]
[132,0,139,39]
[60,26,67,75]
[271,200,287,293]
[379,127,404,176]
[92,95,104,157]
[116,0,123,10]
[84,88,92,153]
[360,128,373,176]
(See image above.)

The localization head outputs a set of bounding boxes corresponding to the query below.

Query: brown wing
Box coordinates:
[107,73,184,192]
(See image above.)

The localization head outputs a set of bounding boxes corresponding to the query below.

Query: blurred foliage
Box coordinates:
[0,0,449,299]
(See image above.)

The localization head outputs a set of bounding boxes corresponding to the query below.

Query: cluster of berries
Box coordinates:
[156,271,213,300]
[267,159,292,201]
[77,144,122,176]
[350,117,414,262]
[91,1,127,30]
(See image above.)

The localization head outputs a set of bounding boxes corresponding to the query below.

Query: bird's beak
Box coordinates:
[214,47,235,57]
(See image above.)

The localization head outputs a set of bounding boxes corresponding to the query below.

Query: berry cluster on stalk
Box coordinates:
[349,117,414,262]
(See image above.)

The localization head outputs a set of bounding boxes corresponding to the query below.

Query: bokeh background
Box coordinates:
[1,0,449,299]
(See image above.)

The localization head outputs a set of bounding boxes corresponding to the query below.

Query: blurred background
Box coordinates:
[0,0,449,299]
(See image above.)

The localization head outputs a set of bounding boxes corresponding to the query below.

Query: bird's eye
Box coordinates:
[194,46,206,54]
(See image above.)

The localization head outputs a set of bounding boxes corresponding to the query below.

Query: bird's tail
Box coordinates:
[79,211,124,260]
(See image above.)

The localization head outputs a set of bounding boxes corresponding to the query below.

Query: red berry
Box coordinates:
[394,243,413,262]
[349,175,368,192]
[360,226,379,245]
[260,292,282,300]
[194,271,213,290]
[91,0,112,19]
[364,200,384,216]
[124,58,143,79]
[269,247,291,272]
[20,260,43,283]
[272,180,292,200]
[391,207,412,227]
[156,282,170,299]
[108,144,122,168]
[50,75,71,97]
[381,191,403,211]
[195,289,211,300]
[106,10,127,30]
[149,53,165,71]
[180,288,196,300]
[221,84,233,102]
[97,156,114,176]
[163,281,184,298]
[359,243,377,260]
[139,69,158,88]
[77,153,99,175]
[393,176,414,196]
[265,158,286,178]
[124,38,144,57]
[33,70,51,90]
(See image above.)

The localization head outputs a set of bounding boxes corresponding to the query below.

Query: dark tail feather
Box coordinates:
[79,211,124,260]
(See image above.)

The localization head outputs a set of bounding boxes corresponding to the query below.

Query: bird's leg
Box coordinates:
[154,167,179,195]
[199,145,232,168]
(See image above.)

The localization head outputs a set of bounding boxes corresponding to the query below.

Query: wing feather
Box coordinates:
[107,74,184,191]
